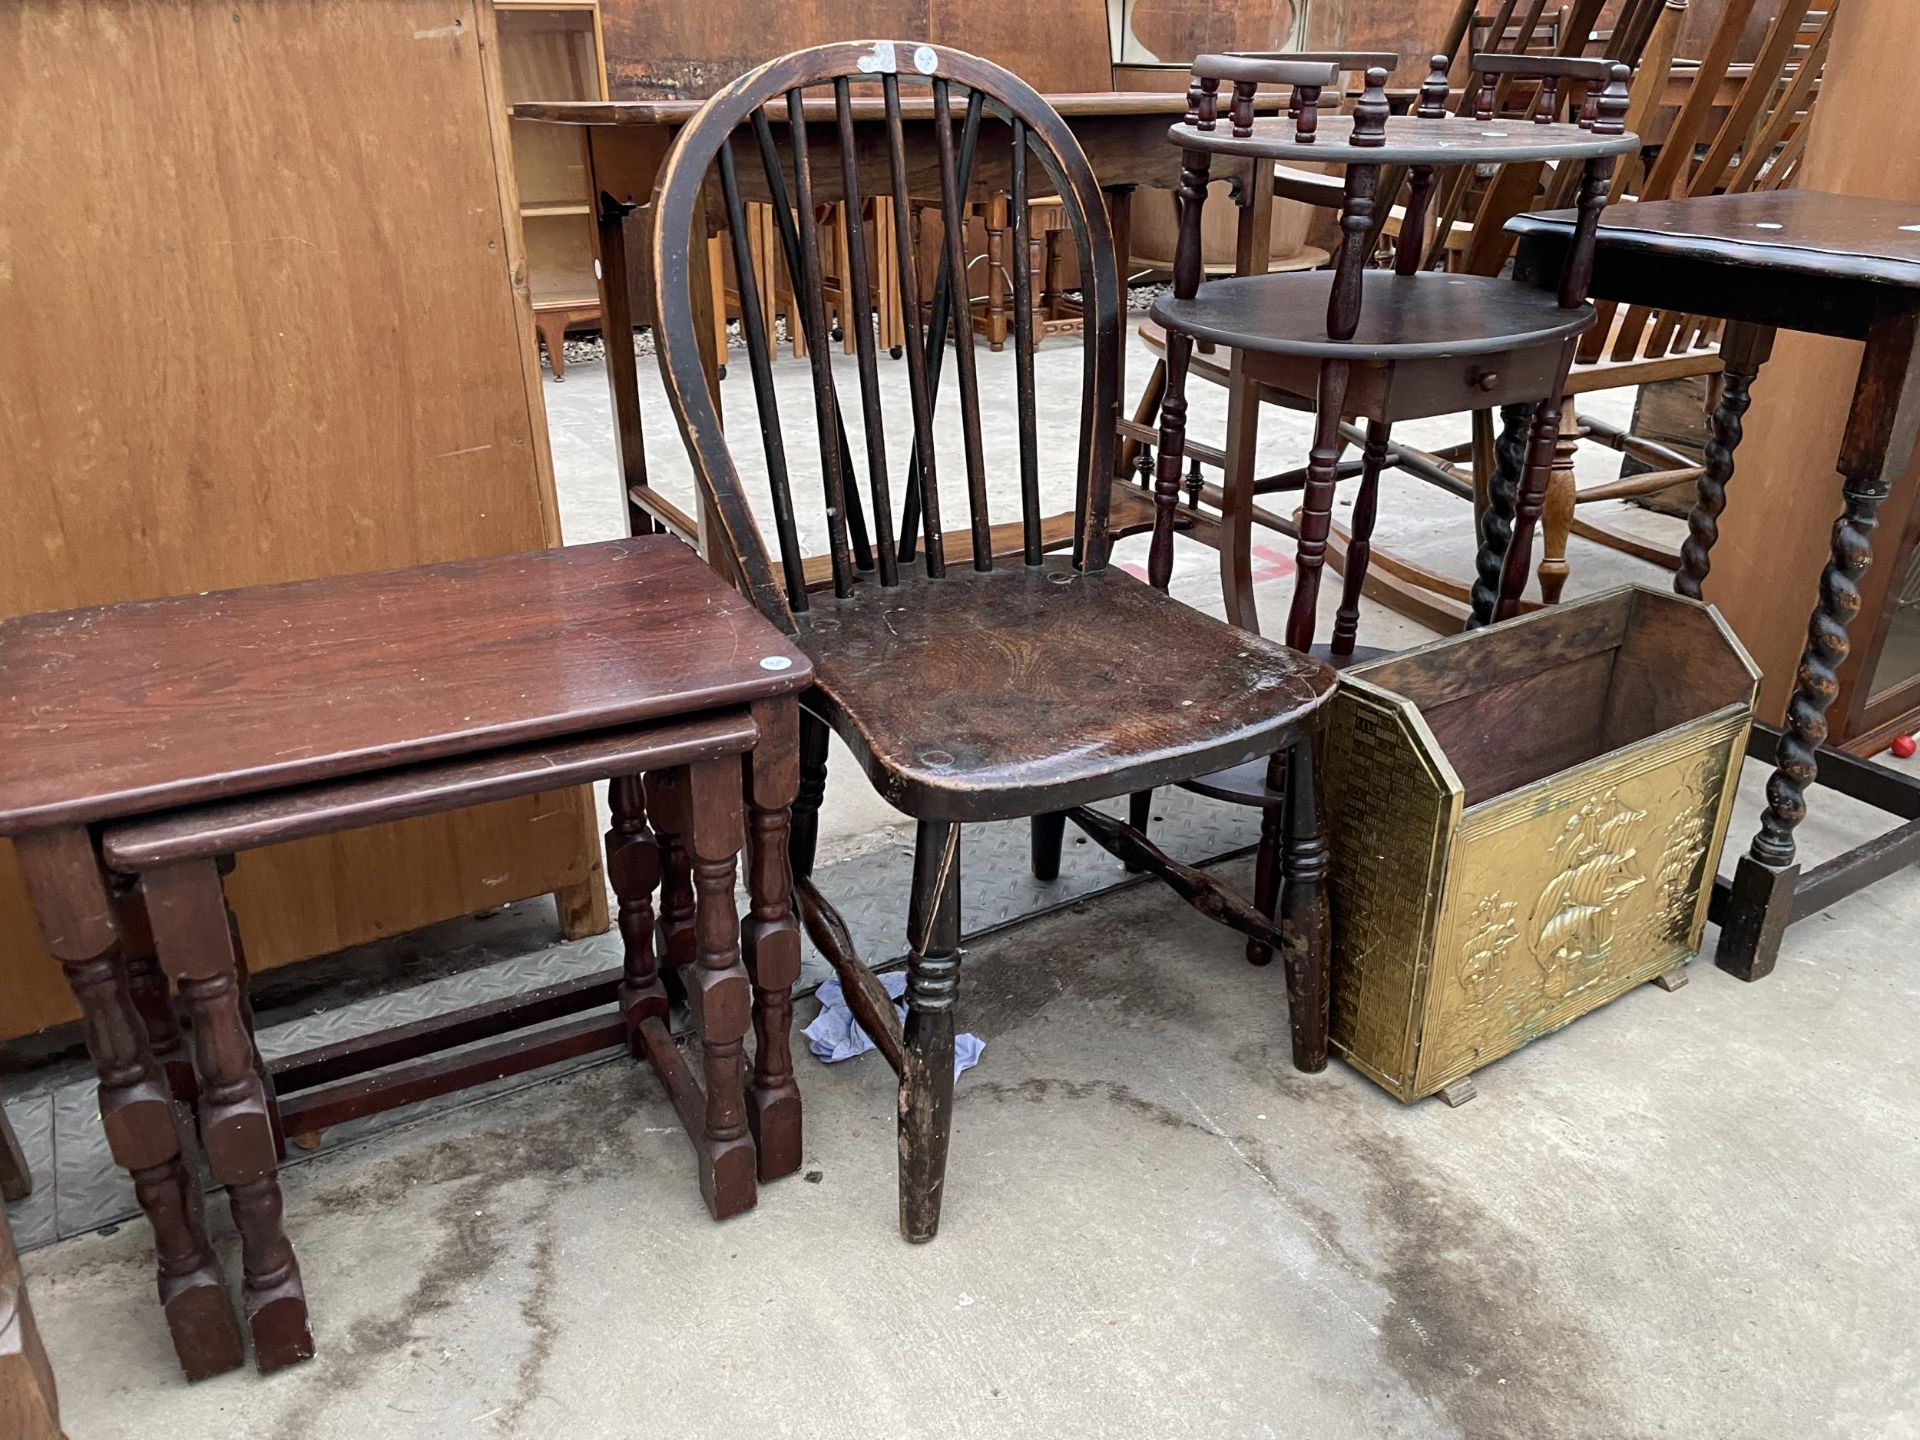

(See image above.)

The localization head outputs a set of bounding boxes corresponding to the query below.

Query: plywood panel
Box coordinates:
[0,0,601,1038]
[1703,0,1920,723]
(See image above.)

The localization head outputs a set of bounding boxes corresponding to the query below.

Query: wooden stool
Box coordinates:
[0,537,812,1377]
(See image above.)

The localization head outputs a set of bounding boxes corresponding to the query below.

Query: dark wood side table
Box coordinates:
[0,537,811,1378]
[1511,190,1920,981]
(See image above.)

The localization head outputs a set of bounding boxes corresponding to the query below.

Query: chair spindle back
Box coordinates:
[651,41,1121,632]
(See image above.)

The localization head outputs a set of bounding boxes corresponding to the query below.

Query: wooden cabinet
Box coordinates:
[498,0,611,377]
[0,0,606,1039]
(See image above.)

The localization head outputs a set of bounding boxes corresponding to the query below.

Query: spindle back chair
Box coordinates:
[651,41,1339,1243]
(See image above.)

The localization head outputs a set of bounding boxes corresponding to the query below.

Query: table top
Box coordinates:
[514,89,1286,128]
[1165,112,1639,167]
[0,537,811,832]
[1508,190,1920,291]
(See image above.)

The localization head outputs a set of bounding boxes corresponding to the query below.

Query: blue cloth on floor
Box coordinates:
[804,972,984,1080]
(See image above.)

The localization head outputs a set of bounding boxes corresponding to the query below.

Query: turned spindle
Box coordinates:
[1594,63,1632,134]
[1476,71,1497,121]
[1229,79,1257,138]
[1296,83,1321,142]
[1351,67,1390,146]
[1536,74,1559,123]
[1196,76,1219,131]
[1184,73,1203,127]
[1417,55,1450,118]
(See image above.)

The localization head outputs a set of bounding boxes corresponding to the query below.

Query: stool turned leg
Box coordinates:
[744,699,803,1181]
[1280,737,1332,1072]
[1331,418,1391,658]
[1286,360,1353,653]
[1246,749,1289,968]
[607,776,669,1052]
[1536,408,1580,607]
[142,859,313,1373]
[645,772,699,1008]
[679,759,756,1219]
[114,876,196,1111]
[13,829,244,1382]
[1469,403,1532,628]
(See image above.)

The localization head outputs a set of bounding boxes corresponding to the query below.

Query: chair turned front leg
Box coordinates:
[1246,749,1289,967]
[1029,812,1067,881]
[789,710,830,880]
[607,776,668,1051]
[682,759,758,1219]
[142,858,313,1372]
[900,821,961,1243]
[744,699,804,1181]
[1330,418,1391,659]
[1279,738,1331,1072]
[13,829,245,1383]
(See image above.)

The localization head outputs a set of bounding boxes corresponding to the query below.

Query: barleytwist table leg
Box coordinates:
[13,828,244,1382]
[1468,403,1532,628]
[1718,311,1920,980]
[743,699,803,1181]
[1677,323,1775,601]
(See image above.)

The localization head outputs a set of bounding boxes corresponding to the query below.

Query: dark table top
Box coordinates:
[0,537,811,832]
[1508,190,1920,290]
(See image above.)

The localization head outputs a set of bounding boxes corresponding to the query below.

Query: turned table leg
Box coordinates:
[141,858,313,1372]
[743,700,803,1181]
[113,875,196,1111]
[13,828,244,1382]
[607,776,668,1052]
[646,771,700,1004]
[681,759,756,1219]
[1675,321,1776,601]
[1718,309,1920,981]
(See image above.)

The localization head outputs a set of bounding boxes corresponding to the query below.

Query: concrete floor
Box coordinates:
[22,327,1920,1437]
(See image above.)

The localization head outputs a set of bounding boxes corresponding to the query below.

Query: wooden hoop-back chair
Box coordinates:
[651,41,1339,1243]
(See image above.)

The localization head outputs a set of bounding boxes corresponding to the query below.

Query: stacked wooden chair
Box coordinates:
[650,40,1339,1242]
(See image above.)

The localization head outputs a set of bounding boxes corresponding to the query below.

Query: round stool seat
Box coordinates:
[1150,270,1593,361]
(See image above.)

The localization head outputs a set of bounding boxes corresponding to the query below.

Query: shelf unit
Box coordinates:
[496,0,608,377]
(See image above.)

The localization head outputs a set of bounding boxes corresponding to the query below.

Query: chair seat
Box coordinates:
[1151,271,1593,361]
[800,564,1336,822]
